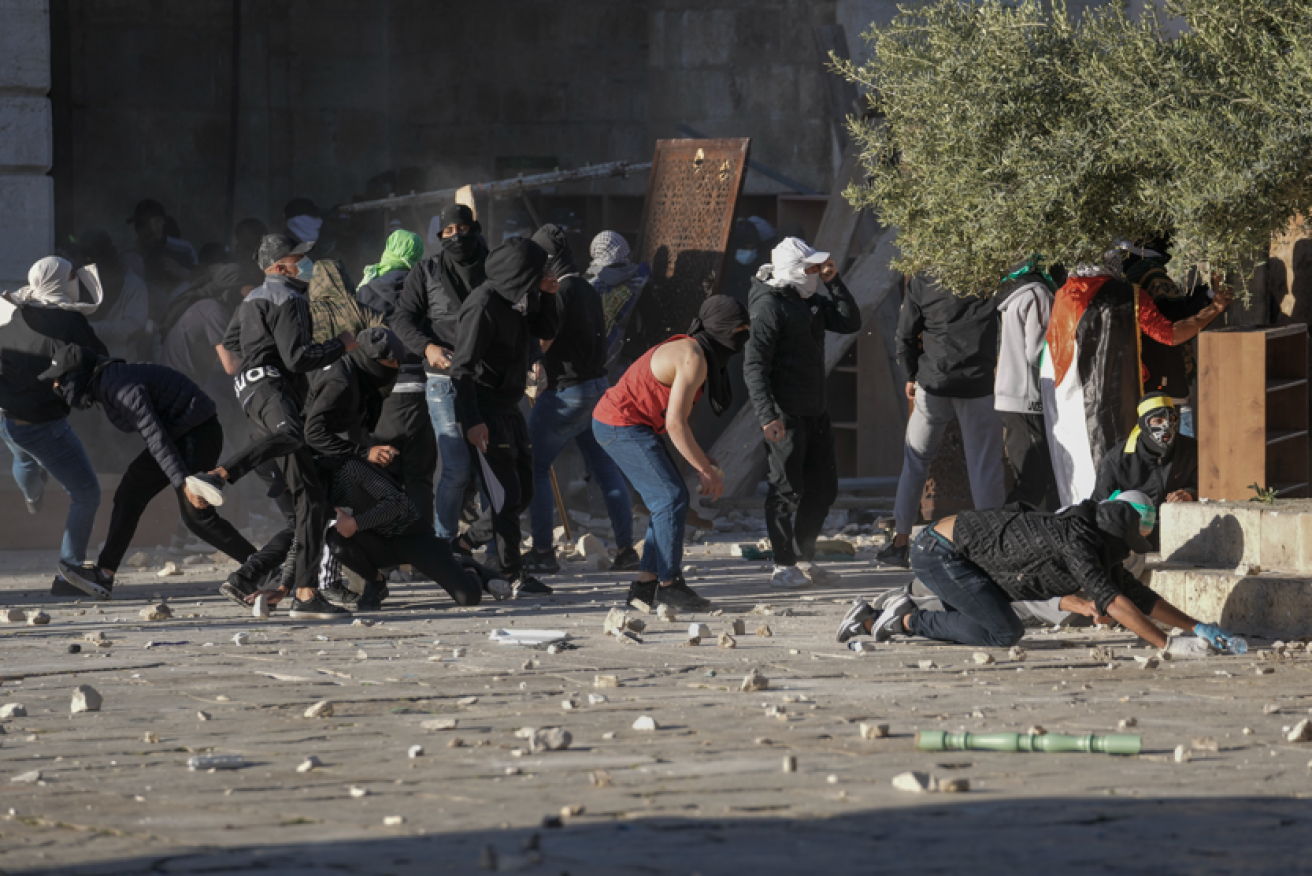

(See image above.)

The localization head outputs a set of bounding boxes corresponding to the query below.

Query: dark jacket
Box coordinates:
[0,307,107,423]
[952,501,1162,616]
[221,274,348,403]
[91,361,217,489]
[304,350,395,460]
[743,273,861,424]
[896,274,1000,399]
[356,269,425,389]
[1092,435,1198,505]
[543,275,607,392]
[450,238,560,429]
[390,242,488,376]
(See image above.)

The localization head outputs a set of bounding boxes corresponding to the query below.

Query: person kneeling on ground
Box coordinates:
[592,295,751,612]
[41,345,256,598]
[837,495,1240,655]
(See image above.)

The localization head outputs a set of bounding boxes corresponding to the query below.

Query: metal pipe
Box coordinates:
[338,161,653,214]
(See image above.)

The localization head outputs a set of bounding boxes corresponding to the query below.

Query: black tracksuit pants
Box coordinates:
[218,380,326,593]
[98,417,256,572]
[372,388,437,530]
[465,409,533,581]
[324,523,482,606]
[999,411,1059,511]
[764,413,838,566]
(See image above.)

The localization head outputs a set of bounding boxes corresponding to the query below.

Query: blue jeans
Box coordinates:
[592,419,686,582]
[906,527,1025,648]
[426,375,472,538]
[528,378,633,553]
[1,416,101,565]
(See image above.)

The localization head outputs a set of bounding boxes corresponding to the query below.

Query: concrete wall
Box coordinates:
[0,0,53,291]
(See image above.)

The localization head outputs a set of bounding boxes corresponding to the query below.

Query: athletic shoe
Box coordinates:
[288,592,350,620]
[485,578,512,601]
[522,549,560,574]
[871,592,914,643]
[512,575,554,598]
[626,579,657,609]
[800,561,841,586]
[874,540,910,569]
[57,561,113,600]
[612,547,641,572]
[184,473,226,507]
[356,580,388,611]
[835,598,876,644]
[322,580,361,608]
[770,564,811,589]
[656,577,711,611]
[871,582,914,611]
[218,574,255,609]
[50,573,84,597]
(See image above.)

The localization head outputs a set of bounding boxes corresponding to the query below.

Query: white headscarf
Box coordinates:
[0,257,104,325]
[760,237,829,298]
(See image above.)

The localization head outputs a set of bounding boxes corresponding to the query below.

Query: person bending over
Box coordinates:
[592,296,751,612]
[837,495,1241,655]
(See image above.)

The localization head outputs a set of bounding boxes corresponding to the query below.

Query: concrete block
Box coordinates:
[0,96,52,169]
[0,0,50,93]
[1145,565,1312,640]
[0,174,53,289]
[1161,501,1312,575]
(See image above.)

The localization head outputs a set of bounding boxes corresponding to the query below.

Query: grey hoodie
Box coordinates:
[994,278,1053,414]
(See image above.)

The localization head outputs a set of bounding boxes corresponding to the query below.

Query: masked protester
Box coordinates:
[837,493,1240,656]
[186,233,360,621]
[1092,393,1197,547]
[593,295,751,612]
[0,257,108,594]
[744,237,861,589]
[520,224,637,576]
[37,345,257,598]
[391,203,492,542]
[449,237,561,597]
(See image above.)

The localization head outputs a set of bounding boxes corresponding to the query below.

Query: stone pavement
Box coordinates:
[2,539,1311,875]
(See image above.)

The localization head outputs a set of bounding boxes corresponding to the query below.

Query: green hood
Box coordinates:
[360,230,424,287]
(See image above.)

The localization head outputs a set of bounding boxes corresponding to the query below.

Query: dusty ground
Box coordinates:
[2,537,1311,875]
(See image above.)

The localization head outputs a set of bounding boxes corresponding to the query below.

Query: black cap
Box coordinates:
[440,203,476,230]
[256,233,314,270]
[356,326,406,362]
[126,198,168,225]
[38,344,88,382]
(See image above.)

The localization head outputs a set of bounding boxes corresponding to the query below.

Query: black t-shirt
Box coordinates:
[543,275,606,392]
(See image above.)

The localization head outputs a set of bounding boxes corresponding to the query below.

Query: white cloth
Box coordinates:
[760,236,828,298]
[588,231,630,276]
[0,257,104,326]
[287,214,323,244]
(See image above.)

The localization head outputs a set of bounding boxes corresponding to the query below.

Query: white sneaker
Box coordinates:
[770,564,811,589]
[799,561,840,586]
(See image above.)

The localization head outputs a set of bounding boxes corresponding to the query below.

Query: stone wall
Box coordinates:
[0,0,53,291]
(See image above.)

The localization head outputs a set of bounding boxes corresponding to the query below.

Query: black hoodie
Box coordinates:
[449,238,561,429]
[391,235,489,375]
[531,224,606,391]
[303,347,398,460]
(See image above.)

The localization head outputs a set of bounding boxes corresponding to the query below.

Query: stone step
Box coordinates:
[1144,563,1312,639]
[1160,500,1312,574]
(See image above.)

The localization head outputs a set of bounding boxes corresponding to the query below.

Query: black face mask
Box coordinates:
[688,296,751,417]
[441,232,480,262]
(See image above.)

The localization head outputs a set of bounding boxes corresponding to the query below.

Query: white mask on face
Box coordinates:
[765,237,827,298]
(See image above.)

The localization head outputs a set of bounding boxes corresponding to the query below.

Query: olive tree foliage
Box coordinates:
[834,0,1312,296]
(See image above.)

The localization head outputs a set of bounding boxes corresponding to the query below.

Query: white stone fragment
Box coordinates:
[892,771,932,793]
[252,595,269,619]
[632,715,658,731]
[156,562,182,578]
[70,685,101,714]
[304,700,334,719]
[12,770,41,784]
[689,623,712,639]
[918,660,937,670]
[656,604,677,622]
[594,674,619,688]
[140,603,172,621]
[297,756,322,773]
[408,745,424,759]
[718,633,737,649]
[587,694,608,705]
[1008,646,1026,662]
[1287,719,1312,743]
[741,669,770,692]
[25,610,50,626]
[0,703,28,718]
[349,786,369,798]
[1118,717,1138,730]
[422,718,459,731]
[973,652,995,665]
[232,632,249,646]
[383,815,404,826]
[859,723,890,739]
[1174,745,1192,763]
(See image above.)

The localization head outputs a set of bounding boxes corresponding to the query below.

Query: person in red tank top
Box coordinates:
[593,296,750,611]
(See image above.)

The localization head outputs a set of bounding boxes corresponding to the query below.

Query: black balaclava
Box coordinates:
[39,344,120,411]
[1132,391,1179,457]
[437,203,488,298]
[530,223,577,279]
[348,326,403,430]
[483,237,549,308]
[688,295,750,416]
[1095,499,1153,556]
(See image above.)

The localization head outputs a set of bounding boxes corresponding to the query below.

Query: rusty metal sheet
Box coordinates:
[626,139,750,353]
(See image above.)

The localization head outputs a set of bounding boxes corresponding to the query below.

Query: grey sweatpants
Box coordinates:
[893,387,1006,534]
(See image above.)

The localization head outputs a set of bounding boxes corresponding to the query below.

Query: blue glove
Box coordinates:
[1194,623,1248,654]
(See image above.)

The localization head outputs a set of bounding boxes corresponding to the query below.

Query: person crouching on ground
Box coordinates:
[837,494,1241,655]
[744,236,860,589]
[592,295,751,612]
[40,344,256,598]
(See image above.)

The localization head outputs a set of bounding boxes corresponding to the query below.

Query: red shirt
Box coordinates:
[593,335,703,433]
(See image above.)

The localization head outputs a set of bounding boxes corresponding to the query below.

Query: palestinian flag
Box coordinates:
[1040,275,1142,505]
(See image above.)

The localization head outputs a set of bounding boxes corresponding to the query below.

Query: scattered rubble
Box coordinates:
[423,718,459,731]
[973,652,995,665]
[1,703,28,718]
[297,756,322,773]
[156,562,182,578]
[631,715,658,731]
[859,723,890,739]
[140,603,173,621]
[70,684,102,713]
[741,669,770,692]
[26,610,50,626]
[718,633,737,649]
[304,700,334,718]
[756,624,773,638]
[1287,719,1311,743]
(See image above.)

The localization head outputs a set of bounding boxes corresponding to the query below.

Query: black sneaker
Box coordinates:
[625,579,657,609]
[184,473,226,507]
[322,580,361,608]
[50,573,82,596]
[656,577,711,612]
[522,549,560,574]
[288,592,350,620]
[218,574,256,609]
[612,547,641,572]
[875,540,910,569]
[871,593,914,643]
[835,598,876,644]
[57,561,113,600]
[356,579,388,611]
[512,574,554,598]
